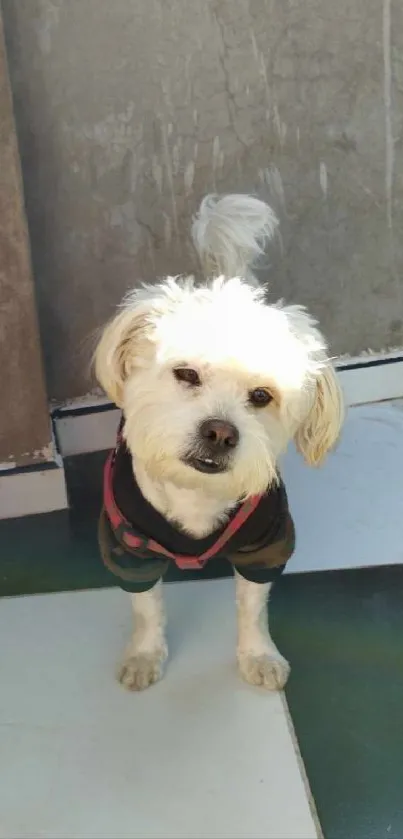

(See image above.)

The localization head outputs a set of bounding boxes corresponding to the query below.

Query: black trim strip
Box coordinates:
[52,402,119,419]
[338,355,403,372]
[0,460,60,478]
[50,357,403,421]
[51,414,62,457]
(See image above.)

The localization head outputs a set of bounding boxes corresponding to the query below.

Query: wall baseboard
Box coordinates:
[337,353,403,407]
[53,402,120,458]
[52,353,403,458]
[0,460,68,519]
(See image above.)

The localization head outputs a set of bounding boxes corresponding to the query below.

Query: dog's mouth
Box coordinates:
[183,455,229,475]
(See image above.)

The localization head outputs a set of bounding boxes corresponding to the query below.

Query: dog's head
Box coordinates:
[95,277,343,499]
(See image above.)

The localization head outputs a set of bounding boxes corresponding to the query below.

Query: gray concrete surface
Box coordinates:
[0,12,52,465]
[3,0,403,401]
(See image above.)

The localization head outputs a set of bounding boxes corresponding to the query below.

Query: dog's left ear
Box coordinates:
[294,365,344,466]
[94,306,149,408]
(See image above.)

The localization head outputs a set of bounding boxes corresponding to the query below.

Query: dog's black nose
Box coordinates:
[199,418,239,450]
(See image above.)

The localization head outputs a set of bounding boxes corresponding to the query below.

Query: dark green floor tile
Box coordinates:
[0,451,232,597]
[0,510,110,596]
[271,567,403,839]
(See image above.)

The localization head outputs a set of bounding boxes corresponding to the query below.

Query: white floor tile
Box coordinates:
[0,582,318,839]
[283,401,403,573]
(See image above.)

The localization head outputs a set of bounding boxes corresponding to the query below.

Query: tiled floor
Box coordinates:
[2,567,403,839]
[0,581,319,839]
[2,400,403,838]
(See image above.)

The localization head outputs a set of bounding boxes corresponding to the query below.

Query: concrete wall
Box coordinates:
[3,0,403,402]
[0,11,52,466]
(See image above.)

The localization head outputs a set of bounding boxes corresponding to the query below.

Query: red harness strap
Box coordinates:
[103,425,262,570]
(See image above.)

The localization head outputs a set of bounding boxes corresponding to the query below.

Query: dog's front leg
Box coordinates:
[235,572,290,690]
[118,581,168,691]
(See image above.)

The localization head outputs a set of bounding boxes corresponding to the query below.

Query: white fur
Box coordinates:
[119,582,167,691]
[96,193,344,692]
[236,574,290,689]
[192,193,278,283]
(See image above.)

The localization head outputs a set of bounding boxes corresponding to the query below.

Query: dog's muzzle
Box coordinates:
[183,418,239,474]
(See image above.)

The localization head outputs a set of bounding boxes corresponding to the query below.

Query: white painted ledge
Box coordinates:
[0,463,68,519]
[53,354,403,457]
[283,401,403,573]
[2,355,403,548]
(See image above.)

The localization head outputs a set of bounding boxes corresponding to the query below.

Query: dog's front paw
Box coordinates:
[118,647,167,691]
[238,651,290,691]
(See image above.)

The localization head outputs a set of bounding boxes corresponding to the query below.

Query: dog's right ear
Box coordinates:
[94,307,148,408]
[294,364,344,466]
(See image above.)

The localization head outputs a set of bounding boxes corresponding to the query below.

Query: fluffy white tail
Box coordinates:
[192,193,278,280]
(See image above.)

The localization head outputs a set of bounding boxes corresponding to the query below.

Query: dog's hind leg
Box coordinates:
[118,581,168,691]
[235,572,290,690]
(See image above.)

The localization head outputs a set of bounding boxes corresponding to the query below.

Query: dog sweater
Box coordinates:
[99,422,296,592]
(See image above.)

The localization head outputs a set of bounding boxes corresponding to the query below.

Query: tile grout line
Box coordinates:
[280,692,324,839]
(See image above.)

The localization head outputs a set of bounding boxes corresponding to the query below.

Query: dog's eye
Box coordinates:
[249,388,273,407]
[174,367,201,387]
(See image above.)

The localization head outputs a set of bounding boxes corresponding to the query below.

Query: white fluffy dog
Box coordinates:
[95,194,344,691]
